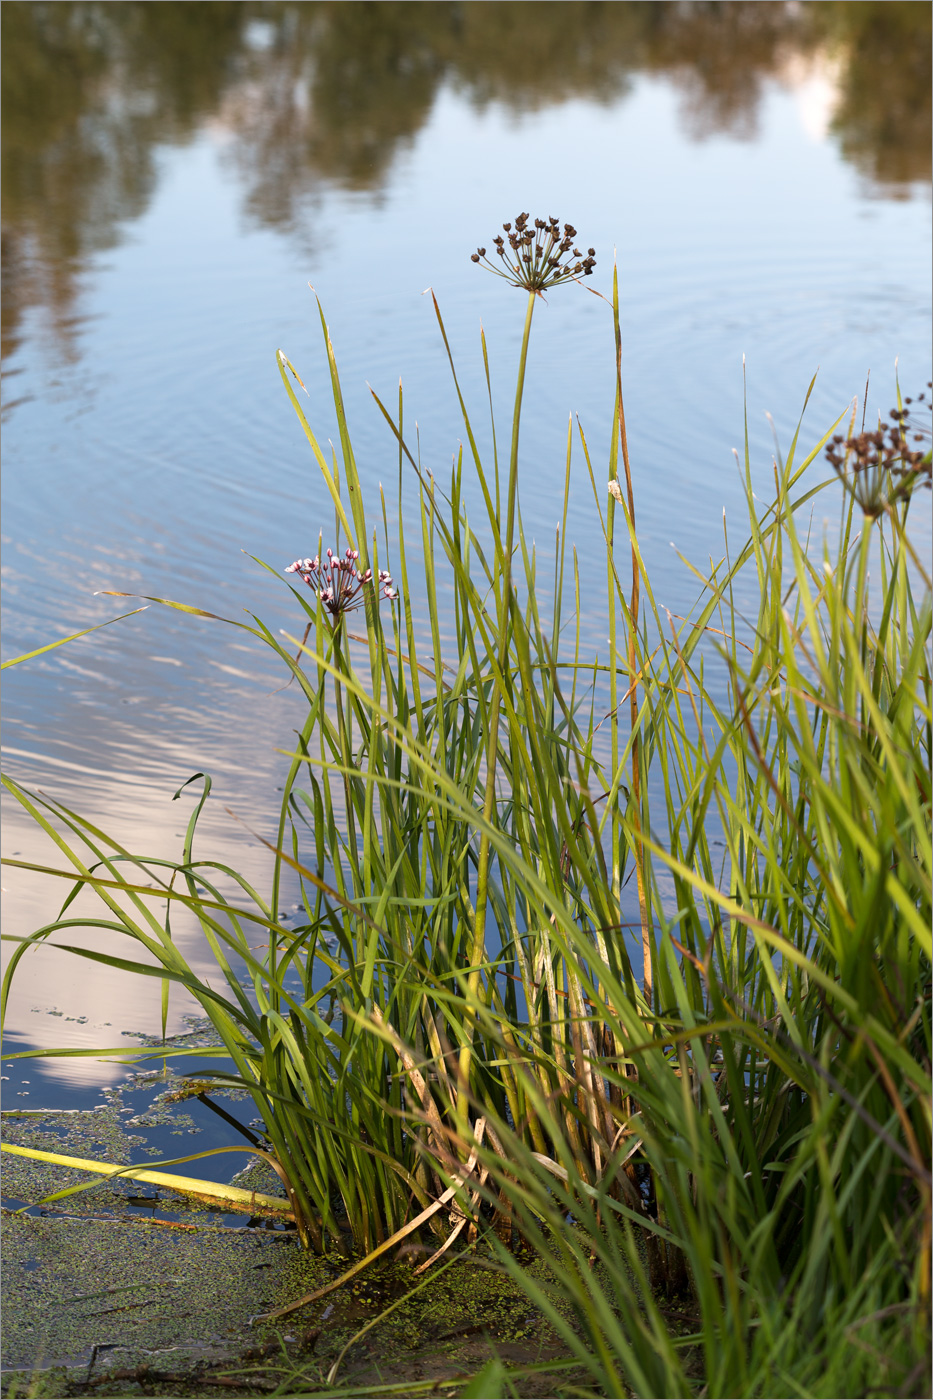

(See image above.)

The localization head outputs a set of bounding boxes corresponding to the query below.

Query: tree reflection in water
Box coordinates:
[2,0,929,369]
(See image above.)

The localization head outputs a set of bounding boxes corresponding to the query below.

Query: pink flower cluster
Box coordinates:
[285,547,398,619]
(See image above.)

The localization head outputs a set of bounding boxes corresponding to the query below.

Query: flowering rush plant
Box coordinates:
[285,547,397,620]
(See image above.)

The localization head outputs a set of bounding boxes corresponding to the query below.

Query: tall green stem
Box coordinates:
[457,289,537,1129]
[502,290,538,595]
[332,627,361,887]
[611,270,649,1007]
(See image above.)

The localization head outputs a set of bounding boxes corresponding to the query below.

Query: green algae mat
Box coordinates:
[2,1212,576,1397]
[1,1099,584,1398]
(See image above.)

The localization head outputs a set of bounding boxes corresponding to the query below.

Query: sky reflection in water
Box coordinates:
[2,2,930,1087]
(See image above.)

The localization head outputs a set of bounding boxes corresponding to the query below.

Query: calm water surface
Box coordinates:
[2,2,931,1100]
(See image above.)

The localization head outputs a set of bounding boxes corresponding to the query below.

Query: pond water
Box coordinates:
[2,2,931,1113]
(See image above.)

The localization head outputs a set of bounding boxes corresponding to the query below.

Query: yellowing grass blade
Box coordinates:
[1,1143,294,1220]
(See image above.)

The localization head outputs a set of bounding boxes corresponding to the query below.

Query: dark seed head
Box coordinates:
[472,216,595,294]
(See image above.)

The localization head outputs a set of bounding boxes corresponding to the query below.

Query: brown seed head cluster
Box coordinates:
[286,547,398,620]
[825,387,932,519]
[471,213,596,292]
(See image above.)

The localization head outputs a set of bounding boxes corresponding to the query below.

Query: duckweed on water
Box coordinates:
[1,1214,298,1369]
[3,1098,588,1395]
[2,1208,585,1397]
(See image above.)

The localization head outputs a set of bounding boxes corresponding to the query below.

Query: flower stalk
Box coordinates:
[458,213,596,1127]
[458,285,537,1126]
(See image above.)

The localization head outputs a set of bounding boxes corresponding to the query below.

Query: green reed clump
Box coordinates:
[436,388,931,1396]
[2,220,929,1395]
